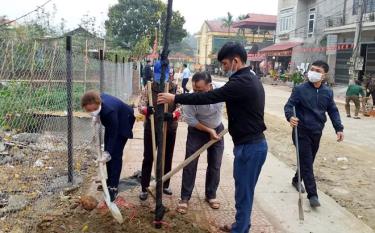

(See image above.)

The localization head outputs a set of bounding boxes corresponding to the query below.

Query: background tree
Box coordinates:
[105,0,187,49]
[222,12,234,37]
[132,36,151,60]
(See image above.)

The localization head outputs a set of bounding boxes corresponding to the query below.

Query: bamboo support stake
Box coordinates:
[147,81,157,177]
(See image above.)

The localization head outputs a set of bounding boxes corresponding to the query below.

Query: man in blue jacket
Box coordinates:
[81,91,135,202]
[284,60,344,208]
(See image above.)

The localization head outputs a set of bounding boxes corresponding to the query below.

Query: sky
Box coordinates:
[1,0,278,34]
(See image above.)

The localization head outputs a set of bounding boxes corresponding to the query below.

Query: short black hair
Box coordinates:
[217,42,247,63]
[312,60,329,73]
[192,72,212,84]
[183,64,187,68]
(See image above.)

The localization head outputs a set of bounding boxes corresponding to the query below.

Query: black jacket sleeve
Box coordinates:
[175,79,245,105]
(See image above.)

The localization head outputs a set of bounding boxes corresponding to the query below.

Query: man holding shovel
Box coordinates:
[81,91,135,202]
[158,42,267,233]
[177,72,225,214]
[138,60,181,201]
[284,60,344,208]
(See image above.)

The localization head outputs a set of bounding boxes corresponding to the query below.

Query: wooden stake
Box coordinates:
[147,81,157,177]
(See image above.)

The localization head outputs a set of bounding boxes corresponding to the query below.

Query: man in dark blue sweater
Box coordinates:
[81,91,135,202]
[158,42,267,233]
[284,60,344,208]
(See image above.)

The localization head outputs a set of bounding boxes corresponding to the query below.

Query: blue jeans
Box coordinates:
[231,140,268,233]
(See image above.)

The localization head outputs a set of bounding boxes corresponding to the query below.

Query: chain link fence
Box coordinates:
[0,35,139,232]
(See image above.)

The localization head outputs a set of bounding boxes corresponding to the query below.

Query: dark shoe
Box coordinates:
[354,116,361,119]
[347,115,351,118]
[139,191,148,201]
[163,188,173,195]
[292,180,305,193]
[309,196,321,208]
[108,187,118,202]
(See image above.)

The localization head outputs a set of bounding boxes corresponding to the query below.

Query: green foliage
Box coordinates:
[291,72,305,85]
[222,12,234,36]
[0,82,86,132]
[132,36,151,59]
[105,0,187,49]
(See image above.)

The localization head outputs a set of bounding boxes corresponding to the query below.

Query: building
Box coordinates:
[265,0,375,83]
[196,13,276,68]
[325,0,375,83]
[233,14,277,74]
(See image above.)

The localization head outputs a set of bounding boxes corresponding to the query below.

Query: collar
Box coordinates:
[229,66,250,79]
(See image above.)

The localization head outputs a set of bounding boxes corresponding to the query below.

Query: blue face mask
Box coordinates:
[225,60,235,77]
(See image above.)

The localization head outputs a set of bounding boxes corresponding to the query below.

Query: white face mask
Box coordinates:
[89,105,101,117]
[308,71,323,83]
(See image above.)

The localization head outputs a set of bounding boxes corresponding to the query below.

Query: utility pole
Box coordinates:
[349,0,365,82]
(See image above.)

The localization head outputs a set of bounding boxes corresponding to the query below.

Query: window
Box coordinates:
[308,8,316,37]
[353,0,375,15]
[279,7,295,33]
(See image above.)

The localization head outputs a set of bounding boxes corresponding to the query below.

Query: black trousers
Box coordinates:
[367,90,375,105]
[182,78,189,93]
[105,136,128,188]
[181,124,224,201]
[292,129,322,199]
[141,123,177,192]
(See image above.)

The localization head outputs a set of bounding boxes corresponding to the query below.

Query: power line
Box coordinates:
[0,0,53,28]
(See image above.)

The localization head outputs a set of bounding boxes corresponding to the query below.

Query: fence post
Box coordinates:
[99,50,104,93]
[99,50,104,145]
[122,57,125,100]
[115,54,118,98]
[66,36,74,184]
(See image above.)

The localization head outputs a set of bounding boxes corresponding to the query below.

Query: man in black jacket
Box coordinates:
[284,60,344,208]
[158,42,267,233]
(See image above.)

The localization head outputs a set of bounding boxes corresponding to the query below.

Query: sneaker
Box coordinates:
[163,188,173,196]
[108,187,118,202]
[347,115,351,118]
[309,196,321,208]
[292,180,305,193]
[139,191,148,201]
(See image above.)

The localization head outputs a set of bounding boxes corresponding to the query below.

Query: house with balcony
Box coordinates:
[266,0,375,83]
[196,13,276,71]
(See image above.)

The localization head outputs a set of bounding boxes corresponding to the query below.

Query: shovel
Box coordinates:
[93,123,124,224]
[293,106,304,221]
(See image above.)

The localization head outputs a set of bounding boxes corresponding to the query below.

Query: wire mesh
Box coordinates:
[0,36,136,232]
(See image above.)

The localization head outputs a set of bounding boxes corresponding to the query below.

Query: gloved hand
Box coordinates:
[141,106,154,116]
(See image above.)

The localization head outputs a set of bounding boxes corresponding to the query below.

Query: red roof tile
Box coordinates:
[259,42,302,52]
[233,13,277,28]
[206,20,239,33]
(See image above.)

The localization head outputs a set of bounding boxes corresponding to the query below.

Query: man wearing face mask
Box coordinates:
[81,91,135,202]
[157,42,267,233]
[284,60,344,208]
